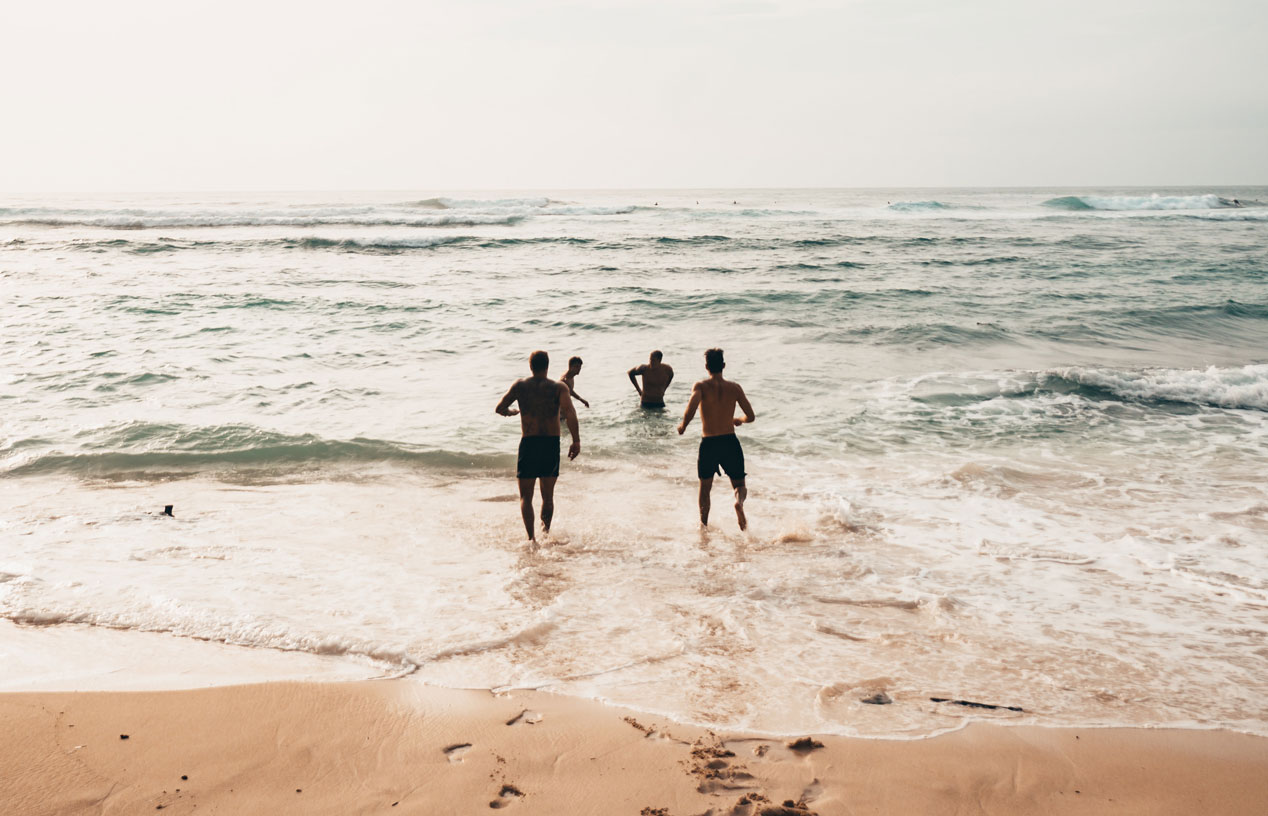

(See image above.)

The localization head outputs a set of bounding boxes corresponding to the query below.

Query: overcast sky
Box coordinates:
[3,0,1265,190]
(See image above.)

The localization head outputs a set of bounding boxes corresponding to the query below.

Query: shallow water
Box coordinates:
[2,188,1266,736]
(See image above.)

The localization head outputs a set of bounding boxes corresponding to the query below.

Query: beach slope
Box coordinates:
[3,680,1266,815]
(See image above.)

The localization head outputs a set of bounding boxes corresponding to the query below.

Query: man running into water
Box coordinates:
[560,356,590,410]
[677,348,755,530]
[496,350,581,542]
[628,350,674,408]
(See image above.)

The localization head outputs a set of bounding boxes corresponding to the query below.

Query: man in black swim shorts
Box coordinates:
[496,350,581,543]
[677,348,755,530]
[628,350,674,409]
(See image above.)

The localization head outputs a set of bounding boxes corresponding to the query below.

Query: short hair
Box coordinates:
[704,348,724,373]
[529,350,549,372]
[650,350,663,362]
[569,356,583,367]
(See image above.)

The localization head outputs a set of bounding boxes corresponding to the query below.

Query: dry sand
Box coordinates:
[3,679,1266,815]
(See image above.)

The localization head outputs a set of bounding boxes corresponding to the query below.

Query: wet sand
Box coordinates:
[3,680,1266,815]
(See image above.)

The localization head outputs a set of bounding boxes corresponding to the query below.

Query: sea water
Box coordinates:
[1,188,1266,737]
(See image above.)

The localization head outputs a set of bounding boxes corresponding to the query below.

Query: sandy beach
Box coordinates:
[4,679,1267,815]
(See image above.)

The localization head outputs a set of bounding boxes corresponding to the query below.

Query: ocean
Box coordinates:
[2,188,1266,738]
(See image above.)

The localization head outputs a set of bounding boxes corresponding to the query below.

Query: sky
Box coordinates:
[3,0,1266,190]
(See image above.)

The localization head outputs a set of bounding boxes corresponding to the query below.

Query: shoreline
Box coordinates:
[4,679,1267,815]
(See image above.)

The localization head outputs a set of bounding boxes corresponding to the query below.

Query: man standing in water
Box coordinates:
[496,350,581,543]
[677,348,755,530]
[560,356,590,409]
[628,350,674,408]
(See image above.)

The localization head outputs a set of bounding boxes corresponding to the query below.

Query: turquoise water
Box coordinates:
[2,189,1266,736]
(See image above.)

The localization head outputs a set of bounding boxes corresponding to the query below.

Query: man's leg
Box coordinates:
[698,478,713,527]
[518,478,537,540]
[539,477,557,534]
[731,479,747,531]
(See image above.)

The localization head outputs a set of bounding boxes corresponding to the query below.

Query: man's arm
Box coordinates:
[570,384,589,407]
[560,383,581,459]
[677,383,702,435]
[495,382,519,416]
[665,366,674,388]
[627,366,644,397]
[734,384,755,426]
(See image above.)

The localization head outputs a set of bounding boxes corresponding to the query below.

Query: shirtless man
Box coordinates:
[677,348,755,530]
[495,350,581,542]
[628,350,674,408]
[560,356,590,410]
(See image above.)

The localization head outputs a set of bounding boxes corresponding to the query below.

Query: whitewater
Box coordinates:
[2,187,1266,739]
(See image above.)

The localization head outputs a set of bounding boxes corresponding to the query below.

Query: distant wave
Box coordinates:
[1042,194,1244,211]
[285,235,469,251]
[57,235,601,254]
[886,200,985,213]
[540,205,636,216]
[401,197,633,216]
[405,197,552,209]
[1,423,510,480]
[3,213,526,229]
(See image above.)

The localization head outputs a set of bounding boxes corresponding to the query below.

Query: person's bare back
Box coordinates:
[508,376,566,437]
[629,350,674,407]
[693,377,753,437]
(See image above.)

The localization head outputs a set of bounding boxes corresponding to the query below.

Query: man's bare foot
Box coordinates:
[735,502,747,531]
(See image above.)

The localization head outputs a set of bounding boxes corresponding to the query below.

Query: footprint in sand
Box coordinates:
[505,709,543,726]
[443,743,473,763]
[489,784,524,808]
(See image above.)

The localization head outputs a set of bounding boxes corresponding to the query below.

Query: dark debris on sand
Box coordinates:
[930,697,1023,712]
[785,738,824,753]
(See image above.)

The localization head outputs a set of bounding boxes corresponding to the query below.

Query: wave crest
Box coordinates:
[1042,194,1241,211]
[1,423,511,481]
[1045,364,1268,411]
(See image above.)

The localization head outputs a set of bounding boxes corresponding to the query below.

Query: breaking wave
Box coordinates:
[1045,364,1268,411]
[0,423,510,480]
[886,200,985,212]
[1041,194,1245,211]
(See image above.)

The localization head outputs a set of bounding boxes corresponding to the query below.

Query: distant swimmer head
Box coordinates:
[529,350,549,374]
[568,355,583,373]
[650,350,663,363]
[705,348,725,373]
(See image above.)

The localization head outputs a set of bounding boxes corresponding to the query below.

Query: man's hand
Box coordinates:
[580,398,590,408]
[733,417,744,426]
[568,440,581,460]
[677,423,686,435]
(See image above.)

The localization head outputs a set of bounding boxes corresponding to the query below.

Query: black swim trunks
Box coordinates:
[641,401,666,409]
[517,436,560,479]
[697,434,745,481]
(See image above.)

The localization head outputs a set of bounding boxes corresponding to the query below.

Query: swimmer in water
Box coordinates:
[560,356,589,410]
[628,350,674,409]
